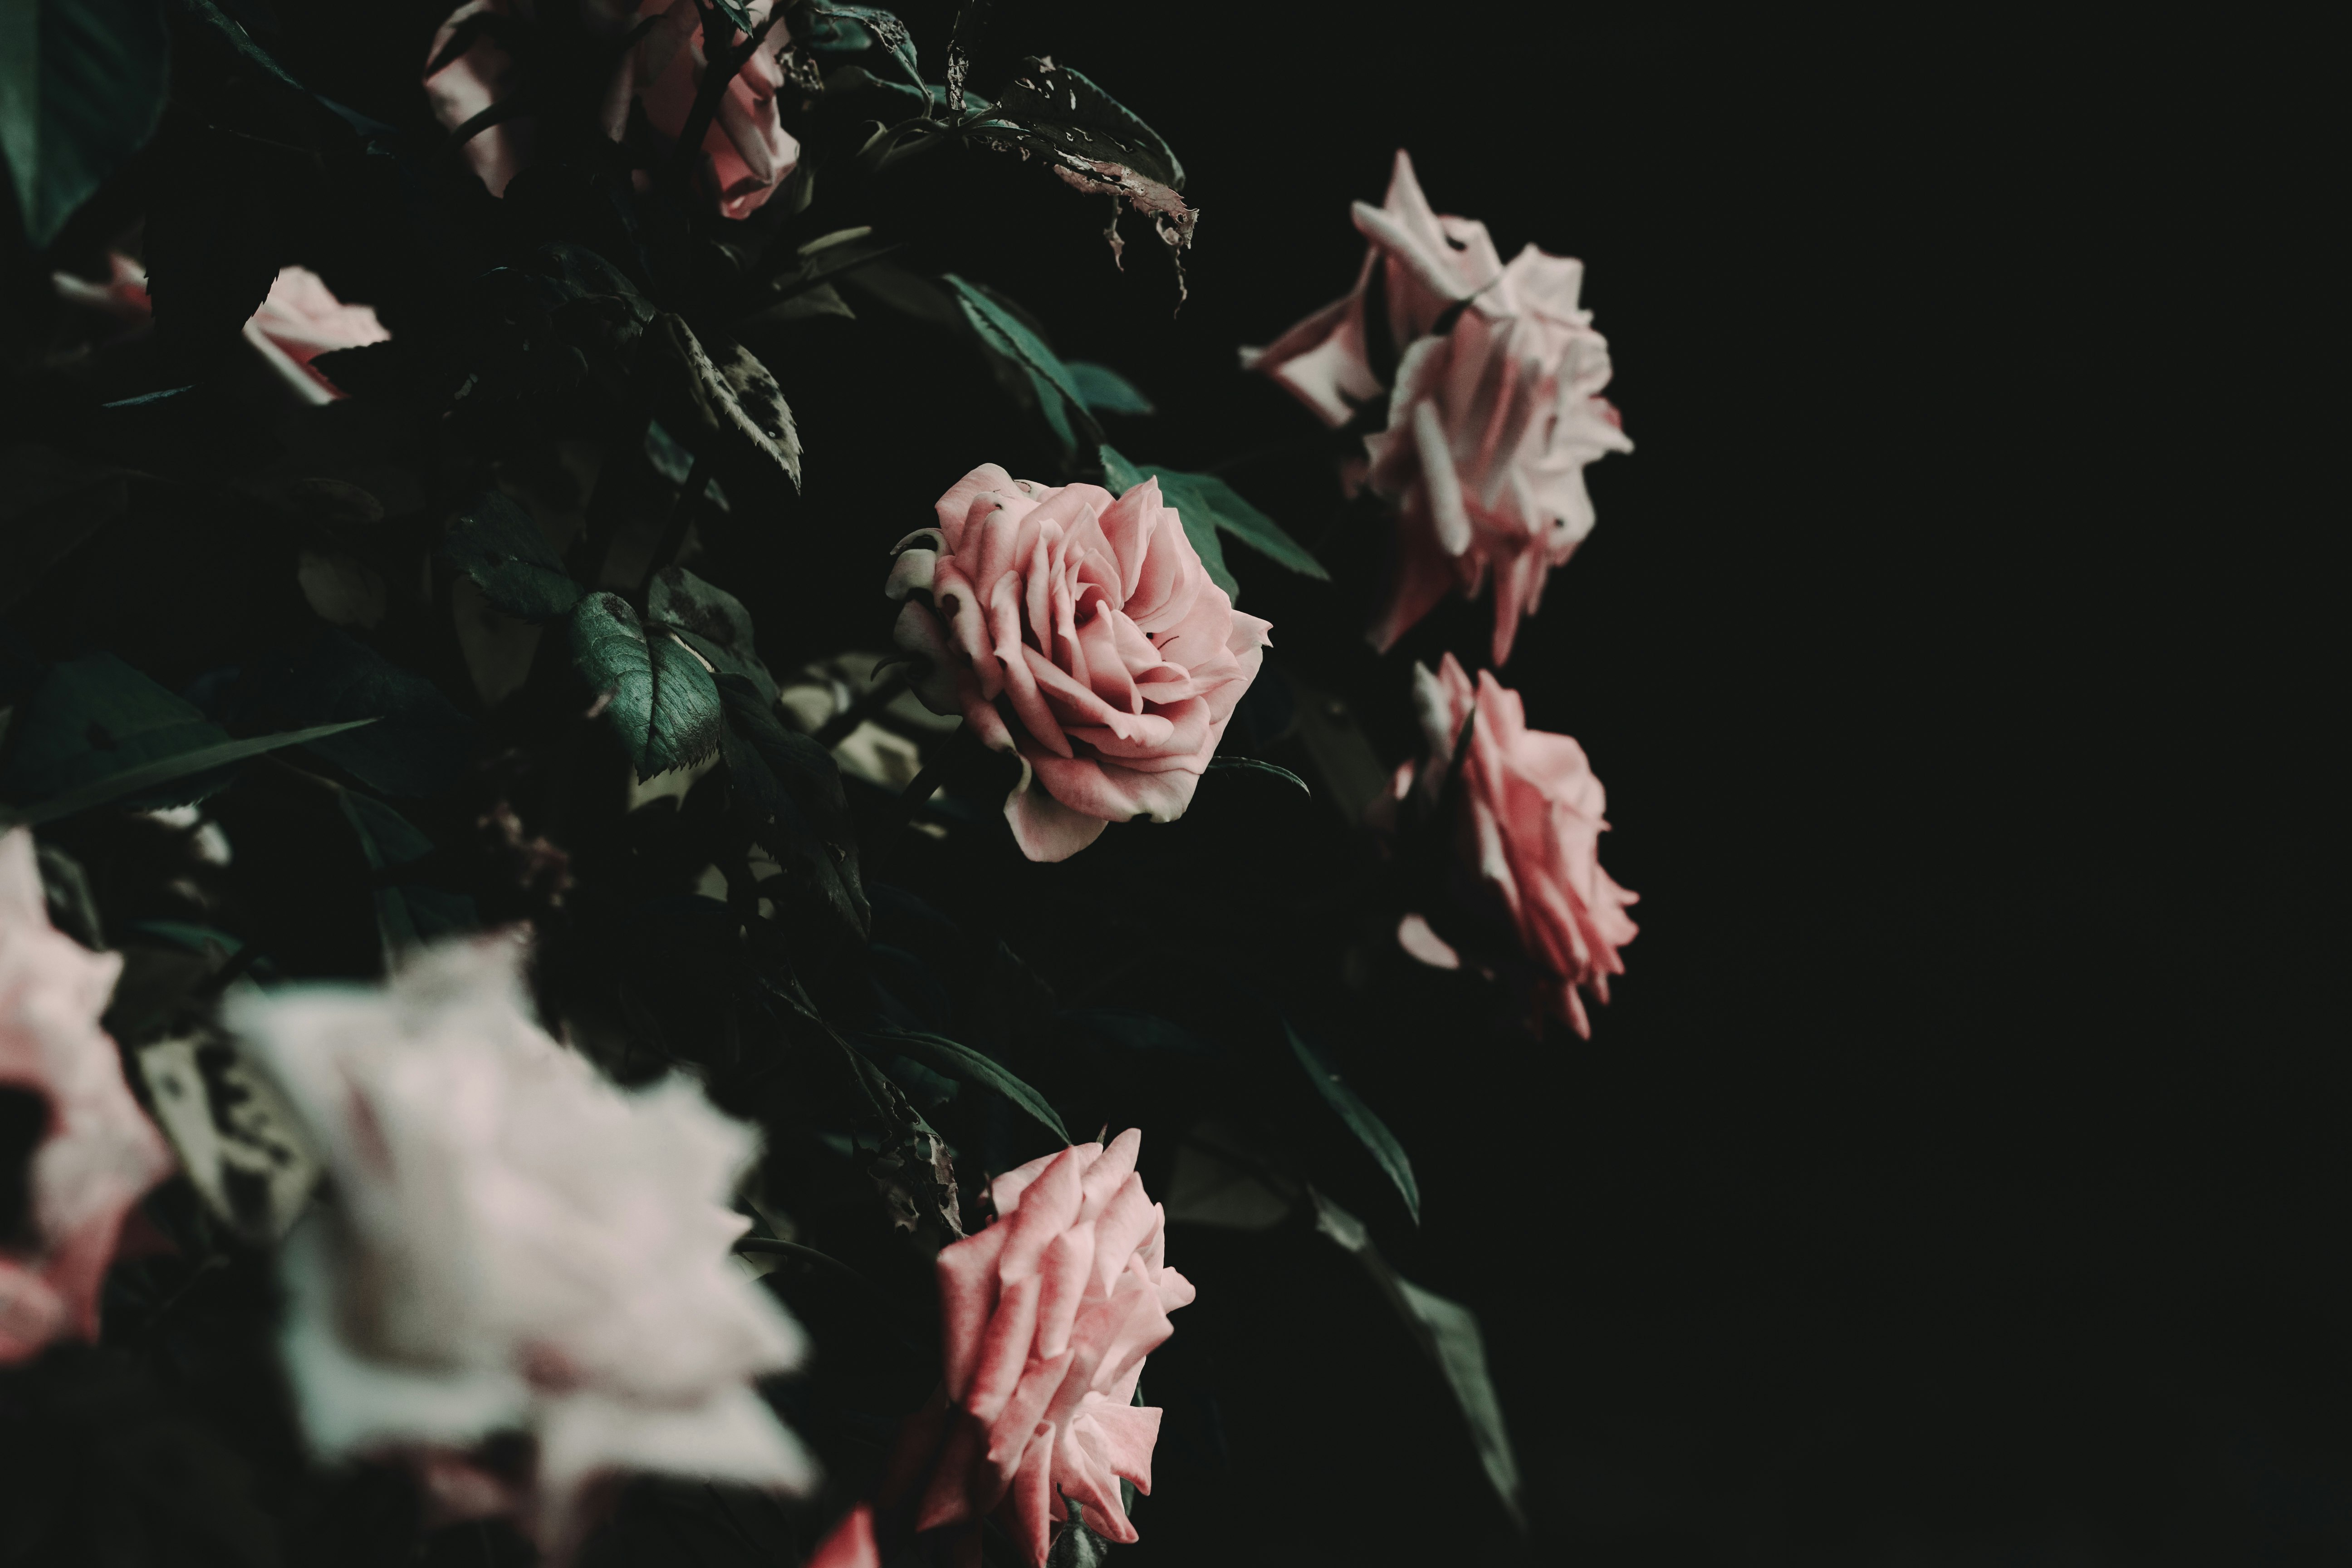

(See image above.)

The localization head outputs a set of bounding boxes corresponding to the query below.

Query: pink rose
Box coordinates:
[1240,149,1495,426]
[423,0,535,199]
[619,0,801,220]
[887,465,1274,862]
[1392,654,1637,1037]
[425,0,800,220]
[805,1503,878,1568]
[51,258,389,403]
[0,829,175,1363]
[1245,151,1633,665]
[912,1130,1191,1566]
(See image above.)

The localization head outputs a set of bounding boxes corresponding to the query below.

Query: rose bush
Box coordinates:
[0,828,174,1364]
[897,1129,1191,1565]
[887,465,1274,862]
[227,935,813,1561]
[1248,151,1632,664]
[426,0,799,218]
[1391,653,1639,1036]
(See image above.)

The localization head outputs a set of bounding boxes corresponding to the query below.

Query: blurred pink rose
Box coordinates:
[424,0,800,220]
[1240,148,1495,426]
[887,465,1274,862]
[0,828,175,1364]
[620,0,801,220]
[50,257,389,403]
[1394,654,1637,1037]
[913,1130,1191,1566]
[806,1503,879,1568]
[1245,151,1633,665]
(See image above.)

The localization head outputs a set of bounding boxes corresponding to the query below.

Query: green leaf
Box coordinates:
[0,0,170,248]
[236,631,478,799]
[438,490,584,621]
[338,790,475,963]
[1310,1189,1523,1527]
[647,567,775,702]
[1098,449,1326,583]
[1286,1021,1418,1225]
[1205,756,1309,794]
[1161,469,1328,580]
[1100,444,1238,600]
[0,653,373,826]
[0,444,129,617]
[1064,361,1155,416]
[945,274,1103,451]
[569,592,724,778]
[858,1028,1070,1144]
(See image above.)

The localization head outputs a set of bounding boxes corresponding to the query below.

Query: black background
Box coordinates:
[48,3,2347,1563]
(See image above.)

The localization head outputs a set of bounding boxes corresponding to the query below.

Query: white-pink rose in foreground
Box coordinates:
[913,1130,1191,1565]
[1245,151,1633,665]
[0,828,174,1364]
[1394,654,1637,1037]
[425,0,801,220]
[227,936,812,1562]
[887,465,1274,862]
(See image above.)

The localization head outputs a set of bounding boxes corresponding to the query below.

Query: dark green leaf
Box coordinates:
[858,1028,1070,1144]
[1287,1021,1418,1224]
[0,0,170,247]
[0,444,128,617]
[1098,448,1326,583]
[1064,361,1155,416]
[1159,470,1328,581]
[338,790,475,962]
[1062,1008,1216,1055]
[647,567,775,700]
[569,592,724,778]
[0,653,372,826]
[236,632,478,798]
[438,490,584,622]
[1310,1190,1523,1526]
[716,674,868,937]
[1100,444,1238,600]
[1205,756,1310,794]
[945,274,1103,451]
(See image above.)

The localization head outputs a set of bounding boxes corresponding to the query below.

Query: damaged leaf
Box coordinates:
[637,313,803,495]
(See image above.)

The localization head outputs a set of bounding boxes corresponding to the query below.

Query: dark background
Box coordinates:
[57,4,2345,1563]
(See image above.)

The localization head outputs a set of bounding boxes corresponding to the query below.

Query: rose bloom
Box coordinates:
[425,0,800,220]
[0,828,175,1364]
[1392,653,1637,1037]
[51,257,390,403]
[897,1129,1191,1566]
[887,465,1274,862]
[1245,150,1632,665]
[227,935,812,1561]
